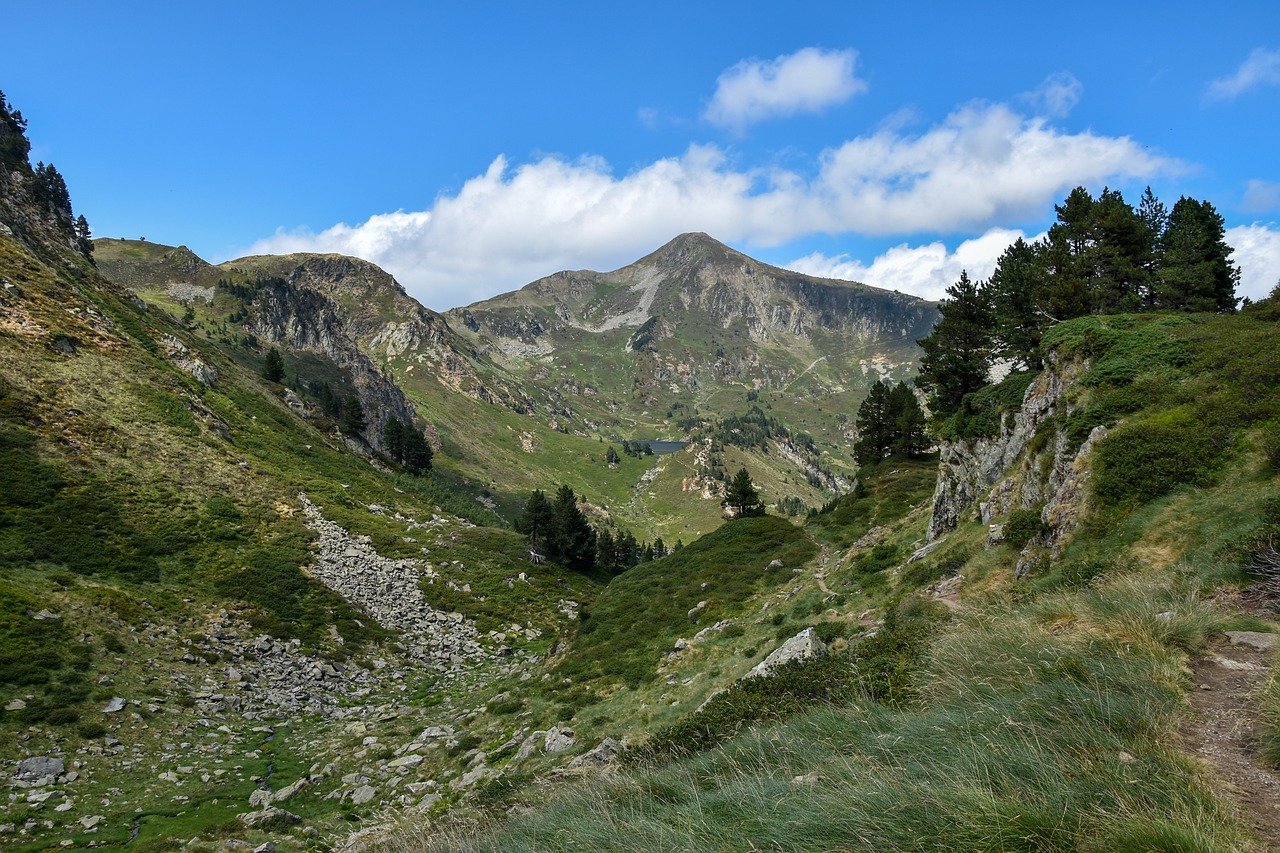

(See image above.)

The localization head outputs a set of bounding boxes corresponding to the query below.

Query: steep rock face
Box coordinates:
[232,253,518,408]
[247,277,416,448]
[926,355,1094,550]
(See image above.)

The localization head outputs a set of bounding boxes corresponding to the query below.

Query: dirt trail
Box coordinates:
[1183,633,1280,851]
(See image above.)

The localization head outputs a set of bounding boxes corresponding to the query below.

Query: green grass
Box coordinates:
[379,564,1243,853]
[554,515,817,691]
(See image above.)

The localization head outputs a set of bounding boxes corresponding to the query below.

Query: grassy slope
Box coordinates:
[367,306,1280,852]
[0,233,611,850]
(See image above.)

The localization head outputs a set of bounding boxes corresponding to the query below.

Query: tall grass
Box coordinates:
[365,559,1245,853]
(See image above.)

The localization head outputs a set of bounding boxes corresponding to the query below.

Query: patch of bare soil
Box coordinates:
[1183,633,1280,851]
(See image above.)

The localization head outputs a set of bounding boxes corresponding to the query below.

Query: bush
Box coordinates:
[1004,508,1048,549]
[936,371,1041,441]
[1093,408,1227,511]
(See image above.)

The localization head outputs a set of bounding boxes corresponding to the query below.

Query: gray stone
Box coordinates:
[747,628,826,679]
[1225,631,1278,651]
[515,732,545,761]
[237,806,301,829]
[349,785,378,805]
[15,757,64,780]
[387,753,424,769]
[568,737,623,768]
[272,778,309,802]
[103,697,127,713]
[544,726,577,753]
[449,765,490,790]
[4,699,26,711]
[248,789,272,807]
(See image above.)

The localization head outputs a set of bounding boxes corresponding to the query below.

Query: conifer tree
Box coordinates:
[548,485,596,571]
[722,468,764,517]
[1156,197,1239,313]
[339,395,366,436]
[916,271,994,417]
[262,347,285,383]
[516,490,554,549]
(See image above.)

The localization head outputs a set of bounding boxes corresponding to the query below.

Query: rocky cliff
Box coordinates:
[925,352,1103,573]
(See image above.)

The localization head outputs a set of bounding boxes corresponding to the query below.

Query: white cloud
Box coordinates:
[1026,72,1083,118]
[1228,223,1280,301]
[243,102,1176,310]
[1242,179,1280,214]
[786,228,1032,301]
[1206,47,1280,101]
[703,47,866,130]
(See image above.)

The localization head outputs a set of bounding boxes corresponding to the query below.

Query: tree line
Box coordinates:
[917,186,1240,417]
[515,484,686,574]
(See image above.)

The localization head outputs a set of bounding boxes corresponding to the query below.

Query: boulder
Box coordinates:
[15,757,64,781]
[746,628,826,679]
[237,807,301,829]
[544,726,577,753]
[568,737,623,768]
[349,785,378,805]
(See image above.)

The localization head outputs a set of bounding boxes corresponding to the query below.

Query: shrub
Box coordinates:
[1004,508,1048,549]
[1093,408,1227,511]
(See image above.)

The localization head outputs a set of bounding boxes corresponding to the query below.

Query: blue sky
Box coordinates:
[4,1,1279,309]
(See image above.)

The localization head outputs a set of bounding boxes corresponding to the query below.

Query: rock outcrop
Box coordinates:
[925,353,1104,570]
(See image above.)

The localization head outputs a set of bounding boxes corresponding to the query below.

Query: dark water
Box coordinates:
[641,440,689,455]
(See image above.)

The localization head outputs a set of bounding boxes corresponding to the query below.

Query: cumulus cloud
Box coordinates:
[1228,223,1280,301]
[786,228,1032,301]
[1206,47,1280,101]
[243,101,1176,310]
[703,47,866,130]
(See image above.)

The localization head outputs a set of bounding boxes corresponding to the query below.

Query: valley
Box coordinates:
[2,90,1279,853]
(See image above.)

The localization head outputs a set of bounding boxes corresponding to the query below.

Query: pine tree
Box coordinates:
[596,529,617,573]
[616,530,640,572]
[1156,197,1240,313]
[916,271,994,417]
[606,446,620,465]
[986,238,1048,369]
[339,395,366,436]
[854,381,893,465]
[548,485,596,572]
[262,347,285,383]
[889,382,928,457]
[400,429,433,475]
[516,490,554,549]
[722,468,764,517]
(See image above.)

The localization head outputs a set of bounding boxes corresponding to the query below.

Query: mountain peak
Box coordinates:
[638,232,744,271]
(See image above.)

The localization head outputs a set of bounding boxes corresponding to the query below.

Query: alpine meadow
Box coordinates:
[2,42,1280,853]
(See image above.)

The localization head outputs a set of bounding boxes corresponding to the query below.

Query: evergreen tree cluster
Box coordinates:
[0,90,31,167]
[515,485,678,574]
[381,416,433,475]
[32,162,71,218]
[618,439,654,459]
[853,381,928,465]
[918,186,1240,417]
